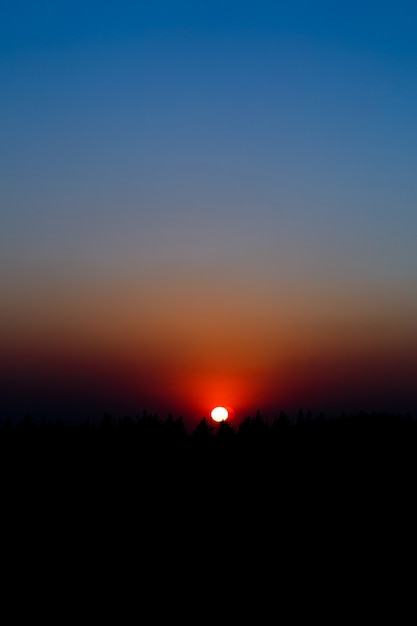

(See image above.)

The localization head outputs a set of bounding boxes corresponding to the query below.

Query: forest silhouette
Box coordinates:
[2,408,416,503]
[2,407,416,606]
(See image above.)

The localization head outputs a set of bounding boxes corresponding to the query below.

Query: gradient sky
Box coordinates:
[1,1,417,429]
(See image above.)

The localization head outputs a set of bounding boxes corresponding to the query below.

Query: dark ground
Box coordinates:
[1,410,415,616]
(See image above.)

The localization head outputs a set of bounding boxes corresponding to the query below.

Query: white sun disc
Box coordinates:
[211,406,229,422]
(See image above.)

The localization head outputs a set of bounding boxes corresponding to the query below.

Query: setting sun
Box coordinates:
[211,406,229,422]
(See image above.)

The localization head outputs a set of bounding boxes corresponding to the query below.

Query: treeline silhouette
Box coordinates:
[2,407,416,454]
[2,408,416,491]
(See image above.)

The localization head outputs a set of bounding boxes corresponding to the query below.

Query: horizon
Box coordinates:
[2,403,417,437]
[1,399,416,435]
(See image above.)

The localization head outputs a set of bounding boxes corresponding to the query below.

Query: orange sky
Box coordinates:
[2,264,416,430]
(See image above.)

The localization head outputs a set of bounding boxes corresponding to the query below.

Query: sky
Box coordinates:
[1,1,417,430]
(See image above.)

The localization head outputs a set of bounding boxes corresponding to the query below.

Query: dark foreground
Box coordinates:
[1,410,416,614]
[2,410,416,536]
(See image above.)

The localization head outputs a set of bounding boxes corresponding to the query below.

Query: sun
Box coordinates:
[211,406,229,422]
